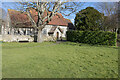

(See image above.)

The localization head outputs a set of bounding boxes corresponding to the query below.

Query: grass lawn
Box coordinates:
[2,42,118,78]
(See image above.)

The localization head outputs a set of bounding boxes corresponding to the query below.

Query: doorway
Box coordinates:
[56,32,59,40]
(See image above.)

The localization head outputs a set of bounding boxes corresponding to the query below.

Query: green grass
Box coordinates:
[2,42,118,78]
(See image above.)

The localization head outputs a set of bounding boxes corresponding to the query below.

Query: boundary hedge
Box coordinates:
[66,31,117,46]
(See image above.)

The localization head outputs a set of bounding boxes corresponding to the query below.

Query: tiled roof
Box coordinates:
[8,9,32,27]
[8,9,74,28]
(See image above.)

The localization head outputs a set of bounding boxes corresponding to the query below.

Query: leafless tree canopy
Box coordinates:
[18,1,83,30]
[0,8,6,21]
[96,2,118,31]
[96,2,118,16]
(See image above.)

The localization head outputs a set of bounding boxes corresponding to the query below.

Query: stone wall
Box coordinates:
[42,35,56,41]
[1,34,56,42]
[2,35,34,42]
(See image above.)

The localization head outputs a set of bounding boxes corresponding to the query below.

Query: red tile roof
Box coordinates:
[8,9,73,28]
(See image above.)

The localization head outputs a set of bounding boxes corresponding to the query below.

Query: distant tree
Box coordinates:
[102,14,118,32]
[0,8,6,34]
[74,7,104,31]
[95,2,118,32]
[118,2,120,34]
[0,8,6,21]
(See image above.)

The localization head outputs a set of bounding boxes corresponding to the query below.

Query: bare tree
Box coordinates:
[96,2,118,16]
[0,8,6,34]
[96,2,118,32]
[12,0,83,43]
[0,8,6,21]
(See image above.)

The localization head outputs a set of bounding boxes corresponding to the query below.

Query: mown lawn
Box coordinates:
[2,42,118,78]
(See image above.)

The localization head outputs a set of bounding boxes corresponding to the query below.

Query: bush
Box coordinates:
[66,30,117,46]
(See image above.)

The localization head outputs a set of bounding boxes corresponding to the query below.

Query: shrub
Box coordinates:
[66,31,117,46]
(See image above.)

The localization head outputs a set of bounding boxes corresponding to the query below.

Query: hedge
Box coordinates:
[66,30,117,46]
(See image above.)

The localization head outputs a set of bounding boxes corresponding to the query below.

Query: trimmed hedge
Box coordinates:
[66,31,117,46]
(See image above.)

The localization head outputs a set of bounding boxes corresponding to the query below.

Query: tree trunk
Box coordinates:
[116,28,118,46]
[116,28,118,33]
[37,29,43,43]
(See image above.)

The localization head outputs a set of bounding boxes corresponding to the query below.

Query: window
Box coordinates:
[24,30,26,35]
[18,30,20,34]
[43,29,47,35]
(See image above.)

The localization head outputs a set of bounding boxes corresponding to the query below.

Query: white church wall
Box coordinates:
[2,23,68,42]
[42,25,53,36]
[42,25,68,38]
[53,28,62,39]
[59,26,68,37]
